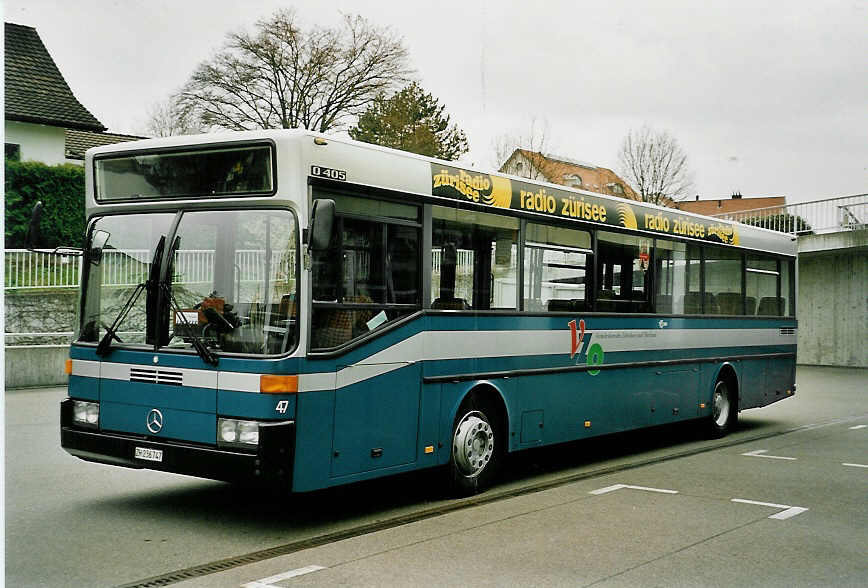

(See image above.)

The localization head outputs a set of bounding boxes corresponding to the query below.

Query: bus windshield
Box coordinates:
[79,209,298,357]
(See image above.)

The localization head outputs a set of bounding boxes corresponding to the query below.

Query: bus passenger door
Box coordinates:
[331,362,421,478]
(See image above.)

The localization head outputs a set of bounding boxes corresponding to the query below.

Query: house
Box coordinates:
[4,22,140,166]
[675,193,786,217]
[500,149,639,201]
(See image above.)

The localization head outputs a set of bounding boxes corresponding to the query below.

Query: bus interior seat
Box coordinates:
[716,292,743,315]
[757,296,785,316]
[655,294,673,314]
[745,296,757,315]
[546,299,573,312]
[682,292,718,314]
[682,292,703,314]
[595,290,617,312]
[571,299,588,311]
[312,295,374,348]
[431,297,469,310]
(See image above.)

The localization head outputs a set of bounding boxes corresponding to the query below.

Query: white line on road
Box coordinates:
[241,565,327,588]
[589,483,678,495]
[741,449,797,460]
[842,463,868,469]
[731,498,809,520]
[848,425,867,430]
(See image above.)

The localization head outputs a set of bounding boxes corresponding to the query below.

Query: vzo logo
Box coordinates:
[568,319,605,376]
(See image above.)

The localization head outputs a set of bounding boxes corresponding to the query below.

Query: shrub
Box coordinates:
[5,159,86,248]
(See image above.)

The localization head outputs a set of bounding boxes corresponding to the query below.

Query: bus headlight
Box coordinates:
[217,418,260,449]
[72,400,99,428]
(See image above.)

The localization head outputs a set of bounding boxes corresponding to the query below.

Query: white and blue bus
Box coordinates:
[59,130,797,495]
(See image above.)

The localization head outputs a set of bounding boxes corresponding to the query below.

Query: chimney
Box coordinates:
[731,191,742,199]
[695,195,699,201]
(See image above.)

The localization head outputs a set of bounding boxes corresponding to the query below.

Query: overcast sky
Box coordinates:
[5,0,866,202]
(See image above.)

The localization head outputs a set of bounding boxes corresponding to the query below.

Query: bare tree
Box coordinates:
[144,95,205,137]
[493,118,551,180]
[176,9,412,132]
[617,126,693,205]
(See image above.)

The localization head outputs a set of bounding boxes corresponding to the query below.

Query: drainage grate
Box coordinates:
[129,368,184,386]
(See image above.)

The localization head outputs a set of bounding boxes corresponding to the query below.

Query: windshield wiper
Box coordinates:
[95,281,145,356]
[161,236,219,366]
[96,236,166,356]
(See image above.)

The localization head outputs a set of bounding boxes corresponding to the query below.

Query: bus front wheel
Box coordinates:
[449,394,501,496]
[708,378,737,437]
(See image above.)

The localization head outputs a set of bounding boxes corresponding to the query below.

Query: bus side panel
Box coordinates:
[68,375,99,401]
[331,363,421,477]
[738,358,768,409]
[291,389,335,492]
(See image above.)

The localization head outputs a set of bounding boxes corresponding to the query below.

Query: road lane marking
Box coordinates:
[241,565,326,588]
[741,449,797,460]
[731,498,808,520]
[590,483,678,495]
[848,425,867,430]
[842,463,868,469]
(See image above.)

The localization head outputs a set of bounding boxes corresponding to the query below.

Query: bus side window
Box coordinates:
[705,246,743,315]
[523,223,590,312]
[431,206,518,310]
[596,231,652,313]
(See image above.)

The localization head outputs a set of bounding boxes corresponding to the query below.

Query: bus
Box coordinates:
[57,130,797,495]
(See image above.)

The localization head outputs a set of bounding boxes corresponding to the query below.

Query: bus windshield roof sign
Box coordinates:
[94,143,274,201]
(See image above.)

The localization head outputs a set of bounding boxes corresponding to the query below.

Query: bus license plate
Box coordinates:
[134,447,163,462]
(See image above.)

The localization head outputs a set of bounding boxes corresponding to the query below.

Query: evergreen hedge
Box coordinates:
[4,159,86,248]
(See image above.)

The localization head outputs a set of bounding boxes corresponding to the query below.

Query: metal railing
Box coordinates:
[711,193,867,235]
[4,249,296,290]
[4,249,83,289]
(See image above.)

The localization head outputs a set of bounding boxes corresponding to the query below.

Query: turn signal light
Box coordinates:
[65,359,73,375]
[260,375,298,394]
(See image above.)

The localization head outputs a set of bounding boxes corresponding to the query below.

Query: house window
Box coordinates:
[563,174,582,188]
[612,183,625,195]
[5,143,21,161]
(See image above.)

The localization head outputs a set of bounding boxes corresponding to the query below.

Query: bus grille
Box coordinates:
[779,327,796,336]
[129,367,184,386]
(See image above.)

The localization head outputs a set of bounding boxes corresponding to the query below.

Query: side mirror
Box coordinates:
[89,230,111,265]
[25,201,44,251]
[309,199,335,251]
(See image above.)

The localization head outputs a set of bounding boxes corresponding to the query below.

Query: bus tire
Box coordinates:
[449,393,502,497]
[708,377,737,437]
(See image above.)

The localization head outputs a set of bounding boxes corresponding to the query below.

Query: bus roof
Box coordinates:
[85,129,796,257]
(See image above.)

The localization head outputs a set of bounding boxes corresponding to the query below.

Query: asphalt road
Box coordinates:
[5,366,867,587]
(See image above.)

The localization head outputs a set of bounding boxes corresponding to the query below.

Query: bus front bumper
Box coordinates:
[60,399,295,487]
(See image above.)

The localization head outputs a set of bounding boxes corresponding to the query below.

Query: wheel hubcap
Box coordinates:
[453,412,494,478]
[713,383,730,427]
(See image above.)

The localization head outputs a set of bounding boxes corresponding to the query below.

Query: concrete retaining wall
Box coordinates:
[797,229,867,367]
[5,345,70,388]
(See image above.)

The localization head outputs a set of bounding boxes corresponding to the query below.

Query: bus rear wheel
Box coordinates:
[449,394,501,496]
[708,378,737,437]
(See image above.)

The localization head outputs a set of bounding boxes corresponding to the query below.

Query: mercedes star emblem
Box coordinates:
[146,409,164,434]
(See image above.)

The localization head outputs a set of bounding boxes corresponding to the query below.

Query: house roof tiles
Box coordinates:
[4,22,106,131]
[65,129,145,160]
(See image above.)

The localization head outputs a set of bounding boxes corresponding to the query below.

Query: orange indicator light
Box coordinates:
[424,445,434,454]
[260,375,298,394]
[65,359,73,375]
[700,403,706,409]
[584,421,591,428]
